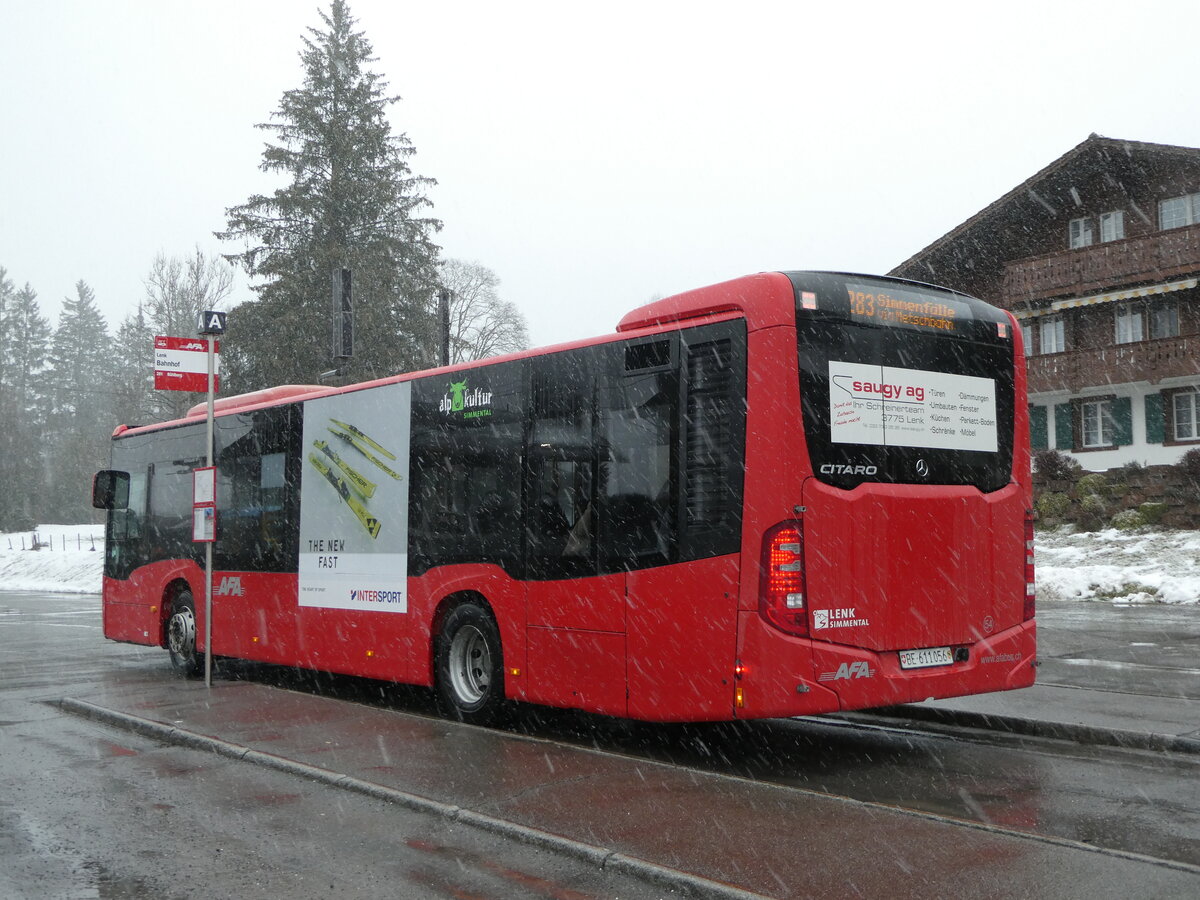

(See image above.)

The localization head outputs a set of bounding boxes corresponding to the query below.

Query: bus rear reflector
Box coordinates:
[760,520,808,636]
[1024,510,1036,621]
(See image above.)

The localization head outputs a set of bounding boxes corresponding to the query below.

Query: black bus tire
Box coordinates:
[166,589,205,678]
[435,602,505,725]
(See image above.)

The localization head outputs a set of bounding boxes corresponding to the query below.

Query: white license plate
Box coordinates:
[898,646,954,670]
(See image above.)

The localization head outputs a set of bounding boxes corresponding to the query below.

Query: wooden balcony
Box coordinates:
[1026,335,1196,394]
[1001,223,1200,306]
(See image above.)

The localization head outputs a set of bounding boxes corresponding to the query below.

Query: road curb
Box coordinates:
[55,697,769,900]
[854,704,1200,756]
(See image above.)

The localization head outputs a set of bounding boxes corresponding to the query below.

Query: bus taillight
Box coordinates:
[1024,510,1036,621]
[760,521,808,636]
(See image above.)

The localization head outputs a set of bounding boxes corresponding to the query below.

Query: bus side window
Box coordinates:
[527,352,598,579]
[408,360,525,574]
[598,364,676,570]
[529,456,593,561]
[106,471,147,579]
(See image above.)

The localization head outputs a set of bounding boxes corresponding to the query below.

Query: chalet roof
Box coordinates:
[889,134,1200,280]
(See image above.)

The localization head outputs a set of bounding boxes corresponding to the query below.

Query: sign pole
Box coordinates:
[204,333,215,688]
[193,309,226,689]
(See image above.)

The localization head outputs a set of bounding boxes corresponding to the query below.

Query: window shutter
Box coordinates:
[1054,403,1074,450]
[1029,405,1048,450]
[1144,392,1165,444]
[1112,396,1133,446]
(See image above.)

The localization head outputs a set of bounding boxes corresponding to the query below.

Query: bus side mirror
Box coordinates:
[92,471,130,510]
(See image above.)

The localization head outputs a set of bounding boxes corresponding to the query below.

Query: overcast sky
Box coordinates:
[4,0,1200,350]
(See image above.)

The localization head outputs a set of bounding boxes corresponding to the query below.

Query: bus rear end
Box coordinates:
[736,272,1035,717]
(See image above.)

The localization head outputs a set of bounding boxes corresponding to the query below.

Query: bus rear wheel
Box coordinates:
[166,590,204,678]
[435,602,505,725]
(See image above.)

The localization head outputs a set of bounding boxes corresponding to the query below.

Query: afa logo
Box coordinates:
[215,576,244,597]
[818,661,876,682]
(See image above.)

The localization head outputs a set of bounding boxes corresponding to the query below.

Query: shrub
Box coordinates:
[1078,492,1107,531]
[1110,509,1144,530]
[1076,472,1109,497]
[1033,449,1080,481]
[1138,502,1168,524]
[1179,448,1200,482]
[1036,492,1071,522]
[1177,449,1200,500]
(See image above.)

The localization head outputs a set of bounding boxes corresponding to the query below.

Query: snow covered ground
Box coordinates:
[1034,527,1200,606]
[0,524,105,595]
[0,523,1198,605]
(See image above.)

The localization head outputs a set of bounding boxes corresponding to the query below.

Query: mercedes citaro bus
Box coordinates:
[93,271,1036,723]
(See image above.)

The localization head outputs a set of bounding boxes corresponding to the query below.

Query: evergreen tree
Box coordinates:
[218,0,441,392]
[111,304,156,428]
[0,278,52,528]
[46,280,114,522]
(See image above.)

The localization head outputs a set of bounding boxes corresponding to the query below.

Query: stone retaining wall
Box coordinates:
[1033,462,1200,530]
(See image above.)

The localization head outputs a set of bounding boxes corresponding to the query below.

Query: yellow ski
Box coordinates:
[327,424,403,481]
[328,418,397,460]
[307,453,381,539]
[313,439,377,500]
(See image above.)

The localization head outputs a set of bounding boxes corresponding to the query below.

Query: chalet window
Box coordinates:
[1081,399,1114,448]
[1173,390,1200,441]
[1114,303,1144,344]
[1149,300,1180,339]
[1099,210,1124,242]
[1068,218,1094,249]
[1159,193,1200,229]
[1039,316,1065,354]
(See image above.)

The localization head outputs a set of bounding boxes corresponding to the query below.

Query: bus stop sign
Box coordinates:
[198,310,227,335]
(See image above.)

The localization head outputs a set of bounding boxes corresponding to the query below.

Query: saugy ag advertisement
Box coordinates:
[298,382,411,613]
[829,361,997,452]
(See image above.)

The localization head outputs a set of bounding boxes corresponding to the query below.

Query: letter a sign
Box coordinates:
[198,310,227,336]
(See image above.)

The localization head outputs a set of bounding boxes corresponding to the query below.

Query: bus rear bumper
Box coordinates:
[734,612,1037,718]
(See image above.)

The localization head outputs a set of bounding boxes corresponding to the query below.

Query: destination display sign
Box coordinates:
[829,360,997,452]
[844,282,973,333]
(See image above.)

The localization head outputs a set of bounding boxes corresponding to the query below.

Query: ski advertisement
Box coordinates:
[298,382,411,613]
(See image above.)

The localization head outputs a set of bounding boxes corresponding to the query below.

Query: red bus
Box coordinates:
[93,271,1036,723]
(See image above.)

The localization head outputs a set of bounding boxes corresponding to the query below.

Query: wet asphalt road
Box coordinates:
[2,592,1199,898]
[0,594,682,900]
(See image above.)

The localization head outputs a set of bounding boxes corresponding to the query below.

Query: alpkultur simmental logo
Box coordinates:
[439,379,493,419]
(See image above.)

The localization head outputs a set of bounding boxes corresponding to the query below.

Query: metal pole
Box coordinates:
[439,289,451,367]
[204,335,215,688]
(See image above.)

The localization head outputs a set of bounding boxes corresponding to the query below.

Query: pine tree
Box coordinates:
[111,304,156,428]
[218,0,441,392]
[0,278,52,528]
[46,280,114,522]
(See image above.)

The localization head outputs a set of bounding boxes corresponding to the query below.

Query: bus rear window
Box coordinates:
[789,273,1015,492]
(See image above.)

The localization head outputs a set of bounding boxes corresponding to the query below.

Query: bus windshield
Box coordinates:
[790,272,1016,492]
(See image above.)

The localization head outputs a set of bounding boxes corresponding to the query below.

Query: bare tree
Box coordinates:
[137,249,234,420]
[144,249,234,337]
[438,259,529,363]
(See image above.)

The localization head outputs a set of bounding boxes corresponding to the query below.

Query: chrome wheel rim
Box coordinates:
[167,607,196,660]
[448,625,490,706]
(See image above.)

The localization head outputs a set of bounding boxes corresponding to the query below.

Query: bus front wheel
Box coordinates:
[435,602,505,725]
[166,590,204,678]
